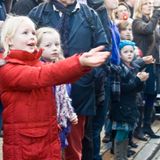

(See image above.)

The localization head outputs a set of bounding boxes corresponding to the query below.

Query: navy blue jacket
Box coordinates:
[29,2,110,115]
[0,0,6,20]
[11,0,40,16]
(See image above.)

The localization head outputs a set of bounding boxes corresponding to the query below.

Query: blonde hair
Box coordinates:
[37,27,63,56]
[37,27,61,47]
[1,16,36,57]
[117,20,132,31]
[133,0,153,19]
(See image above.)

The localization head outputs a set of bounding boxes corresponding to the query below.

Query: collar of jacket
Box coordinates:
[142,15,150,22]
[5,49,43,65]
[52,1,80,12]
[40,2,80,18]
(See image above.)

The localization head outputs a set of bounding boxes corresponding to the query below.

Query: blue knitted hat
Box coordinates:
[119,40,136,50]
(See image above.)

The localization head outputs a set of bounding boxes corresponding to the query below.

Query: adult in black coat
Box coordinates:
[11,0,44,15]
[82,0,112,160]
[132,0,160,138]
[0,0,6,20]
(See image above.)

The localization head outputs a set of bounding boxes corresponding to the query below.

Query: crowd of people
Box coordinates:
[0,0,159,160]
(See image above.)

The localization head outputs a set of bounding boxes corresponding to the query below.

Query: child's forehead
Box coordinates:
[39,34,60,46]
[42,32,60,40]
[18,19,35,29]
[121,45,134,50]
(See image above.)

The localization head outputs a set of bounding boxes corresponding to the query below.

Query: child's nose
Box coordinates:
[52,45,57,51]
[30,34,36,40]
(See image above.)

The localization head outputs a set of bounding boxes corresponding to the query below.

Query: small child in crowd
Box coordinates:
[109,40,149,160]
[0,16,110,160]
[36,27,78,150]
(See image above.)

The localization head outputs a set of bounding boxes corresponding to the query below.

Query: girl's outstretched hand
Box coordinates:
[79,46,111,67]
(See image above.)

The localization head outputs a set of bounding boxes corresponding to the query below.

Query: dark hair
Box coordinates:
[115,2,130,19]
[118,2,130,11]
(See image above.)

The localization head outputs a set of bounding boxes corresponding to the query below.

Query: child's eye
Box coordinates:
[124,50,128,53]
[55,42,60,46]
[23,31,28,34]
[45,44,51,47]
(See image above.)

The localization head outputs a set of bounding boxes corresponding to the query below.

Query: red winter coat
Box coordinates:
[0,50,89,160]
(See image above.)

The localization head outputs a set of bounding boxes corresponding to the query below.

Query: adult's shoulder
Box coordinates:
[28,2,53,21]
[79,3,99,16]
[132,18,144,30]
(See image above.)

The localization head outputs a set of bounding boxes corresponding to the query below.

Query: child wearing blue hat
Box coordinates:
[110,40,149,160]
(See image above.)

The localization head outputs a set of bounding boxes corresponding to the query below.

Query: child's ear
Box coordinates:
[5,36,13,46]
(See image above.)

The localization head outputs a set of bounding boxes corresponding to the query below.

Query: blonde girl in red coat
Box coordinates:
[0,15,110,160]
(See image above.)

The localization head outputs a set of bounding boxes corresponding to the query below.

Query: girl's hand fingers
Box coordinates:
[90,45,105,53]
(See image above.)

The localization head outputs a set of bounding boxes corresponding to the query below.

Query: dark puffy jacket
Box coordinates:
[132,9,160,95]
[110,62,144,125]
[11,0,39,15]
[0,0,6,20]
[132,10,160,57]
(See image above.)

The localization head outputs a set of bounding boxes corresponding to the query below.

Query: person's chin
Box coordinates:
[28,50,35,53]
[26,47,36,53]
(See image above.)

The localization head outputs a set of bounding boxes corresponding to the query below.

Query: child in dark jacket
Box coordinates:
[0,15,110,160]
[110,40,149,160]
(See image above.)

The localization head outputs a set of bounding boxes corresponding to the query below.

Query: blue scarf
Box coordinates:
[109,21,120,65]
[52,0,77,57]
